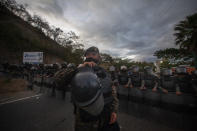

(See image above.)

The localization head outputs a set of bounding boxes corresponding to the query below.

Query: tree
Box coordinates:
[174,13,197,68]
[51,27,63,41]
[32,14,45,30]
[71,48,85,64]
[100,53,113,63]
[154,48,192,60]
[3,0,17,12]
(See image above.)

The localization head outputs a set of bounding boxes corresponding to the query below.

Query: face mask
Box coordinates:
[85,57,99,64]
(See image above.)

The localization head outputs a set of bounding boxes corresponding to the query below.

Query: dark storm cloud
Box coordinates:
[17,0,63,16]
[36,1,63,16]
[16,0,197,61]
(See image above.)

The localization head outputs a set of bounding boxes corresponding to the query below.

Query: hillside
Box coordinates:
[0,6,68,64]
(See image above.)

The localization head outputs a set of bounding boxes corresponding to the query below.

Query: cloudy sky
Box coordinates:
[16,0,197,62]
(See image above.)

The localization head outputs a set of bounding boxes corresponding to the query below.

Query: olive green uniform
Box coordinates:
[54,67,119,131]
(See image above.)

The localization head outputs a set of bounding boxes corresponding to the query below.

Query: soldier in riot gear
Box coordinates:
[159,68,175,94]
[74,47,119,131]
[54,46,119,131]
[109,65,118,86]
[26,65,36,90]
[117,65,130,98]
[128,65,145,102]
[191,70,197,94]
[118,66,129,87]
[129,65,144,89]
[175,66,194,95]
[142,66,159,91]
[142,66,161,104]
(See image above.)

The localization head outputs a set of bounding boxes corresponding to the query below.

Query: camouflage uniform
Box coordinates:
[54,66,119,131]
[53,67,76,90]
[74,84,118,131]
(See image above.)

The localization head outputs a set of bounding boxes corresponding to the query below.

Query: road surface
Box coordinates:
[0,91,196,131]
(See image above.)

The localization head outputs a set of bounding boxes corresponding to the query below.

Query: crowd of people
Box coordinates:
[0,61,196,115]
[109,65,197,108]
[0,46,197,131]
[0,61,197,104]
[0,61,196,96]
[110,65,197,95]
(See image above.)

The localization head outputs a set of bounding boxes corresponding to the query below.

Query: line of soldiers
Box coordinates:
[0,62,74,81]
[109,65,197,106]
[0,62,76,91]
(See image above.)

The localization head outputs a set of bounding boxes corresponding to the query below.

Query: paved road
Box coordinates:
[118,99,196,131]
[0,93,74,131]
[0,92,196,131]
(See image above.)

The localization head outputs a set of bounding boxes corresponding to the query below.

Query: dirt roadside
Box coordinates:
[0,76,37,103]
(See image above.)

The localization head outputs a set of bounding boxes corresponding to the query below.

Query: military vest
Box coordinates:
[176,74,193,94]
[118,72,129,85]
[130,72,142,87]
[161,76,176,92]
[143,74,157,89]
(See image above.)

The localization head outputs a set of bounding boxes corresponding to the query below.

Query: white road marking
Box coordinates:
[0,96,16,103]
[0,94,42,106]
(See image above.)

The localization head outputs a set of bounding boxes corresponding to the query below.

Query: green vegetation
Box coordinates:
[0,0,84,64]
[154,12,197,68]
[0,0,154,69]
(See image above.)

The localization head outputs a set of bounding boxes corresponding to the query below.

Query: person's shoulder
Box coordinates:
[55,67,76,77]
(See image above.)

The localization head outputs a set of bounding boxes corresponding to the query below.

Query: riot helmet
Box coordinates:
[144,66,153,74]
[120,65,127,71]
[71,66,104,116]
